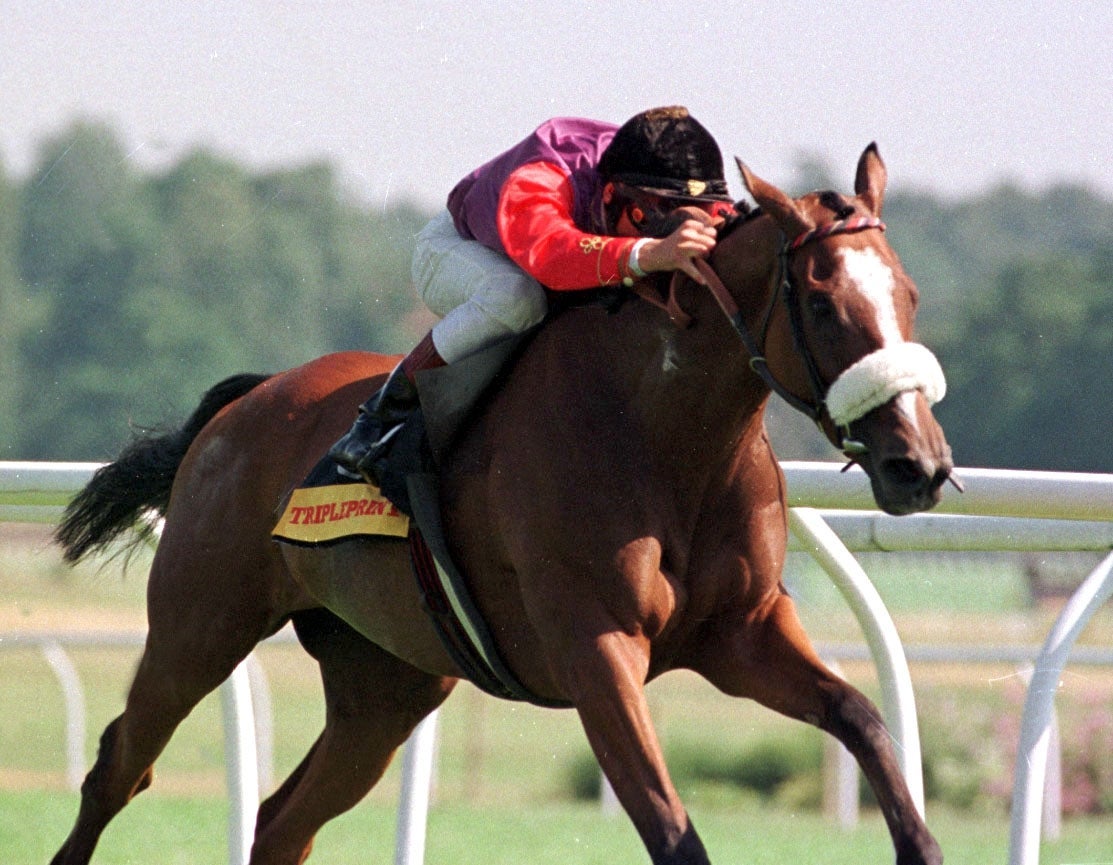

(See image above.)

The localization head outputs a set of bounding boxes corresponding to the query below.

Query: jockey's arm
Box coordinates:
[496,161,636,290]
[497,162,719,289]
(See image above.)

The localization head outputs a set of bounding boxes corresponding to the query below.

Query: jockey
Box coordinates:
[330,105,736,482]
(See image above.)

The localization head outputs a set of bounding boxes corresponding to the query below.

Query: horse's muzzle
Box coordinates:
[851,390,955,516]
[873,453,953,515]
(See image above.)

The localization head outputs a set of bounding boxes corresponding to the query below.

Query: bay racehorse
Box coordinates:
[51,144,952,865]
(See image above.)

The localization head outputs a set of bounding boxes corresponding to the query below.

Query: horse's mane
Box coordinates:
[716,201,761,243]
[716,188,858,245]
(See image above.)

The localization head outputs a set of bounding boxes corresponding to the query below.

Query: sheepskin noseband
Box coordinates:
[825,342,946,428]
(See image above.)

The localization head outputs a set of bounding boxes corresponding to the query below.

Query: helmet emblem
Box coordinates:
[686,179,708,197]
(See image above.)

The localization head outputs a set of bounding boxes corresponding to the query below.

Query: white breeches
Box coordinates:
[412,210,548,363]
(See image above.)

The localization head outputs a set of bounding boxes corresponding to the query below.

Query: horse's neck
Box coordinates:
[564,273,772,488]
[617,222,782,479]
[487,222,779,499]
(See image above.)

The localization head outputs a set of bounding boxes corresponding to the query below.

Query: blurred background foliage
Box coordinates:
[1,119,1110,469]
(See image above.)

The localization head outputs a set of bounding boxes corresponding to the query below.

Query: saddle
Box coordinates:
[273,285,656,704]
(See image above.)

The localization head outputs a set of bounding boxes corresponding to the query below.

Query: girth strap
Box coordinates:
[406,472,571,709]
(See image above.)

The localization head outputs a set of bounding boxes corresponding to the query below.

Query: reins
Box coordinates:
[689,216,886,447]
[692,257,819,419]
[632,275,693,329]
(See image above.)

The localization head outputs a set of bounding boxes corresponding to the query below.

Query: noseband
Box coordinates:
[693,216,945,452]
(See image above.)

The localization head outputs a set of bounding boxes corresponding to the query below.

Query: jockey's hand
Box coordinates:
[636,217,719,285]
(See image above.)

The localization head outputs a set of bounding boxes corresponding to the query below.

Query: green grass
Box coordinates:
[6,649,1113,864]
[7,791,1113,865]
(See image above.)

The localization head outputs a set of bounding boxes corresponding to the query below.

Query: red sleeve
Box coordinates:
[496,161,635,291]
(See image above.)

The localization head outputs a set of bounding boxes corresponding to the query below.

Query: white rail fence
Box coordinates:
[2,460,1112,865]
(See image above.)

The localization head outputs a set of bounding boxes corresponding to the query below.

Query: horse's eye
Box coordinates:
[808,293,836,323]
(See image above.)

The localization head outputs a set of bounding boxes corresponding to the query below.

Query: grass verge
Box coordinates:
[8,790,1113,865]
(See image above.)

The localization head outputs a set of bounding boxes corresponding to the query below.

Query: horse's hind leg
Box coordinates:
[50,554,285,865]
[51,644,268,865]
[249,609,454,865]
[693,592,942,865]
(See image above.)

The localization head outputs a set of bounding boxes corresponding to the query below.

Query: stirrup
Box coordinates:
[329,412,382,474]
[353,422,407,484]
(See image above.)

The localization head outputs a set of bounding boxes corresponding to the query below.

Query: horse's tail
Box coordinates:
[55,372,271,564]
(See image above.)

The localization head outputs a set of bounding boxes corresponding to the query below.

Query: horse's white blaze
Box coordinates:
[838,247,901,346]
[824,247,946,427]
[895,390,922,435]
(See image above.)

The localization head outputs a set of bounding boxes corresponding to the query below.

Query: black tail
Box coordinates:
[55,373,270,564]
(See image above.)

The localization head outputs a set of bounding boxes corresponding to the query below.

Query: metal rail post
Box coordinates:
[40,640,86,790]
[789,507,925,814]
[221,662,260,865]
[1008,550,1113,865]
[394,711,440,865]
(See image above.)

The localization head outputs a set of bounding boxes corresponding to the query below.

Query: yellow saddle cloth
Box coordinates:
[273,481,409,545]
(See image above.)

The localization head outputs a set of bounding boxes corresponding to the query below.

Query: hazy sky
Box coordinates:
[3,1,1110,209]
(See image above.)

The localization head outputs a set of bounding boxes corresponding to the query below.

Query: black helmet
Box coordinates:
[598,106,732,203]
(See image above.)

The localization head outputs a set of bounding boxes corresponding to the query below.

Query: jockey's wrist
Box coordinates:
[628,238,650,278]
[634,238,665,274]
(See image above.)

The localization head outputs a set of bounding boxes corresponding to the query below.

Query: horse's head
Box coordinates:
[717,144,955,515]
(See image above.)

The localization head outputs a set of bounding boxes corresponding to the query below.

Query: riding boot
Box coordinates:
[329,332,446,482]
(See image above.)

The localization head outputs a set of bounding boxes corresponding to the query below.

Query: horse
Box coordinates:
[50,144,952,865]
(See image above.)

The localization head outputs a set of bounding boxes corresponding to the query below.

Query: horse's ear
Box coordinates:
[854,142,887,216]
[736,157,811,235]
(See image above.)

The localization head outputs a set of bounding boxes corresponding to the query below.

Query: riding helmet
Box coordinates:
[597,106,733,203]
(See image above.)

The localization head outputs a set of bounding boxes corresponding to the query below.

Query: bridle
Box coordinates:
[696,215,886,452]
[631,201,957,486]
[629,209,947,457]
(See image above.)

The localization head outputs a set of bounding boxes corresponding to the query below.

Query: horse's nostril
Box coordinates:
[931,466,953,492]
[881,457,927,489]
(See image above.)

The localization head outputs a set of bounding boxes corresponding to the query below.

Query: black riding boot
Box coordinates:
[329,362,419,482]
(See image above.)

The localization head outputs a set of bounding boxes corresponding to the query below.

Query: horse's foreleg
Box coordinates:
[558,631,710,865]
[694,591,942,865]
[249,610,455,865]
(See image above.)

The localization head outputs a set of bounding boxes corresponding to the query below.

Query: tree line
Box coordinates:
[1,120,1110,471]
